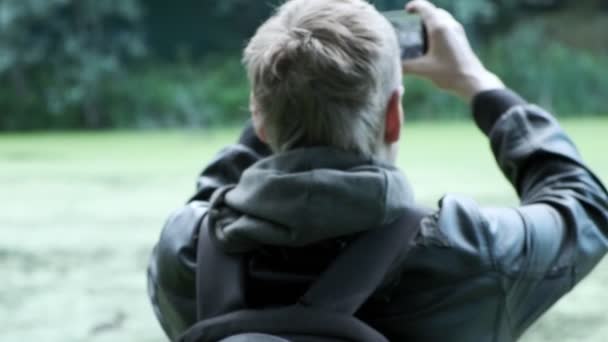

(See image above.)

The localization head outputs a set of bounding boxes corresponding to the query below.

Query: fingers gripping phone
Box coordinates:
[382,10,428,60]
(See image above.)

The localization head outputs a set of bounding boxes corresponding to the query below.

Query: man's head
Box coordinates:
[244,0,403,162]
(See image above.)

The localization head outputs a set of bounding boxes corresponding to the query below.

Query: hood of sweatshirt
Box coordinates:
[208,147,414,253]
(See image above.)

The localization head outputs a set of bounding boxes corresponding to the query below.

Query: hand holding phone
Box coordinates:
[398,0,505,102]
[382,10,428,61]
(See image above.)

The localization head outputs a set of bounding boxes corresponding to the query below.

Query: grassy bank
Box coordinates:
[1,118,607,341]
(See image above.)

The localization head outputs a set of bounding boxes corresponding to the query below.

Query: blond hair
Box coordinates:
[243,0,401,157]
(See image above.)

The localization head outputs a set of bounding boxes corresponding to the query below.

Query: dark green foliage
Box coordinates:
[484,23,608,116]
[0,0,606,130]
[0,0,145,130]
[142,0,280,59]
[99,57,250,128]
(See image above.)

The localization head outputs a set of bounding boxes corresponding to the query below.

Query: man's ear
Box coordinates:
[250,95,267,143]
[384,89,403,144]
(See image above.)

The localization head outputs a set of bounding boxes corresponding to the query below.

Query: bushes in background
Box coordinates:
[100,57,250,129]
[484,23,608,116]
[1,0,607,130]
[3,37,607,130]
[0,0,144,130]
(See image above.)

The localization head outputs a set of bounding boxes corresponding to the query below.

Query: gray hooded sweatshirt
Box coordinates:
[208,147,414,253]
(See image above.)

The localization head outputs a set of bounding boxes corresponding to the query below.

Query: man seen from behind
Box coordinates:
[147,0,608,340]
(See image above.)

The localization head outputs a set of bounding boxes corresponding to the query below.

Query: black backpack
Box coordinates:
[178,208,425,342]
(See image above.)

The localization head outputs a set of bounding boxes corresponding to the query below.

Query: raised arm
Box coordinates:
[472,88,608,337]
[404,0,608,337]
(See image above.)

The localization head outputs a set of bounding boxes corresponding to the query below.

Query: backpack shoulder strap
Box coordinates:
[196,214,247,320]
[195,205,429,320]
[298,206,429,315]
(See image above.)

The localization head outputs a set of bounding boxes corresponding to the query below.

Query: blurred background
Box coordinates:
[1,0,607,129]
[1,0,607,341]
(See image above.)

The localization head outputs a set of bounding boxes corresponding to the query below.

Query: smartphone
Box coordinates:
[382,10,428,60]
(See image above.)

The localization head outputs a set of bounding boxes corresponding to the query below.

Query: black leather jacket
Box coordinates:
[147,89,608,341]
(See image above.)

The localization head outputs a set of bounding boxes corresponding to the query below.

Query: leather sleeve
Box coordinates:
[147,202,206,340]
[442,89,608,336]
[147,122,271,340]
